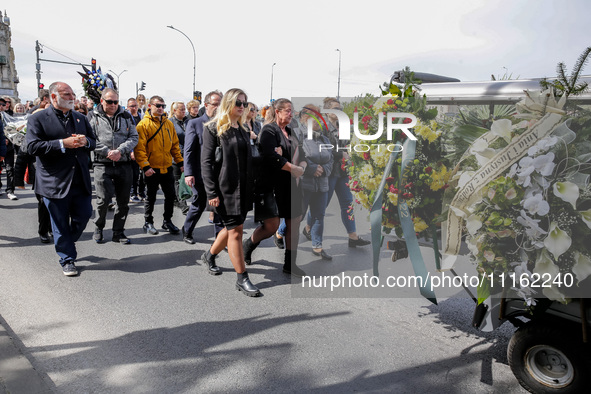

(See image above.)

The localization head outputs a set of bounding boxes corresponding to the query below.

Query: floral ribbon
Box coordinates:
[443,113,563,257]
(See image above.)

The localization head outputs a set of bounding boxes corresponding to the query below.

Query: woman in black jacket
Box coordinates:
[242,98,307,276]
[200,88,260,297]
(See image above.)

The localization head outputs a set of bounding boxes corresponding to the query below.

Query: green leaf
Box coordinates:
[477,274,490,304]
[452,124,489,144]
[389,84,402,96]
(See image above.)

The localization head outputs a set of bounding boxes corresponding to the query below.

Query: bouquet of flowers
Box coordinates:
[78,64,117,104]
[450,88,591,305]
[347,78,451,240]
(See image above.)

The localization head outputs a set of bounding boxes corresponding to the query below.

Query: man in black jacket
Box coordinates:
[26,82,96,276]
[181,90,222,244]
[88,88,138,244]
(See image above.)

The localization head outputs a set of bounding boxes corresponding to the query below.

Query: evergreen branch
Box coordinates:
[569,47,591,95]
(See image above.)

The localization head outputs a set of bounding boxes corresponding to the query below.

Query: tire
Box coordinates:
[507,320,591,393]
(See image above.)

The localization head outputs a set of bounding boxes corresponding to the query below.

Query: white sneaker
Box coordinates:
[7,192,18,200]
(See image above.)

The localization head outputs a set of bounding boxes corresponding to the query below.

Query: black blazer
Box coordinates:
[183,114,210,183]
[26,106,96,199]
[201,121,253,216]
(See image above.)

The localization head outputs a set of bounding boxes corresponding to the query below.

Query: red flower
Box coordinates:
[424,166,433,173]
[387,99,394,105]
[354,106,358,112]
[341,163,346,171]
[363,152,370,160]
[403,118,412,124]
[362,115,371,123]
[385,177,394,183]
[389,184,396,193]
[405,182,413,189]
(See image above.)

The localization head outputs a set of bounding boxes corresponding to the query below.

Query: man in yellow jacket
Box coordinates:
[134,95,184,235]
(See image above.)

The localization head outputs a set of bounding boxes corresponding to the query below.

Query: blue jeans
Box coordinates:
[44,187,93,265]
[277,218,286,237]
[302,190,328,248]
[308,175,356,234]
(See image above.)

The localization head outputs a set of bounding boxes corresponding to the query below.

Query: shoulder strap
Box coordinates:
[146,121,164,144]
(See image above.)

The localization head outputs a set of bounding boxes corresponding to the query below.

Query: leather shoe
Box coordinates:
[93,227,104,243]
[143,222,159,235]
[39,233,52,244]
[348,236,371,248]
[236,277,261,297]
[162,220,180,234]
[202,251,221,275]
[182,227,195,244]
[274,232,285,249]
[302,227,312,241]
[312,249,332,260]
[113,233,131,244]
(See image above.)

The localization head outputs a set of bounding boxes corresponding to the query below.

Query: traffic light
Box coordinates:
[38,83,44,90]
[140,81,146,91]
[193,91,202,102]
[91,58,96,71]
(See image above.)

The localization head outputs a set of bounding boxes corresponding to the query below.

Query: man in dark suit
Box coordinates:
[26,82,96,276]
[181,90,222,244]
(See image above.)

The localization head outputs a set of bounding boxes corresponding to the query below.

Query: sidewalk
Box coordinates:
[0,318,53,393]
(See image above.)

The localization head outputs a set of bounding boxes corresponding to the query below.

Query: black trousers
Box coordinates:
[144,168,176,224]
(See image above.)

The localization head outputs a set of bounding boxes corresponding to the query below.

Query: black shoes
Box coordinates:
[274,232,285,249]
[312,249,333,260]
[39,232,52,244]
[113,233,131,244]
[243,237,259,266]
[283,250,306,277]
[93,227,104,243]
[348,236,371,247]
[62,261,78,277]
[162,220,180,234]
[302,227,312,241]
[182,227,195,244]
[202,250,221,275]
[236,272,261,297]
[143,222,159,235]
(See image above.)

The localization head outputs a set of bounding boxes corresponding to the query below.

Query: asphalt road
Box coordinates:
[0,172,526,393]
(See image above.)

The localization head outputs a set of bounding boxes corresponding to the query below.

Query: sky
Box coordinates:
[4,0,591,107]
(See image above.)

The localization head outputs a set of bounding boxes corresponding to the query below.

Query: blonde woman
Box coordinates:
[200,88,259,297]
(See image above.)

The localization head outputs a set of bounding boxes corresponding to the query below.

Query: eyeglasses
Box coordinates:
[152,103,166,109]
[127,105,138,108]
[103,99,118,105]
[250,108,258,112]
[0,103,5,107]
[235,100,248,108]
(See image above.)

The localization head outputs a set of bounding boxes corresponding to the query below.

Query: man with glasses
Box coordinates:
[134,95,184,236]
[88,88,138,244]
[181,90,222,244]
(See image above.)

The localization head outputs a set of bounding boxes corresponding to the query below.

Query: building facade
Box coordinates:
[0,10,19,99]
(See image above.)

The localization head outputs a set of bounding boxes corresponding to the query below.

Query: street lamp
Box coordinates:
[167,25,196,99]
[270,62,276,103]
[336,49,341,100]
[108,69,127,90]
[108,69,127,104]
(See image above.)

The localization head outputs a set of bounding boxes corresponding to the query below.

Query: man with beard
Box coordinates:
[88,88,138,244]
[26,82,96,276]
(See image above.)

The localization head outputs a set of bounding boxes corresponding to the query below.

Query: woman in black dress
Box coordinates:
[242,98,307,276]
[200,88,260,296]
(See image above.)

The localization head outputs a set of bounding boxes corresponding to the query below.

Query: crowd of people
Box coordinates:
[0,82,371,297]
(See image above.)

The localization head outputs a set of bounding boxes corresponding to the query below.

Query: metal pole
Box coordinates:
[108,69,127,102]
[35,40,42,92]
[337,49,342,100]
[270,63,276,103]
[167,25,196,98]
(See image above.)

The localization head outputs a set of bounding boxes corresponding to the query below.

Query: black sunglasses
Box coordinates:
[103,99,118,105]
[152,103,166,109]
[235,100,248,108]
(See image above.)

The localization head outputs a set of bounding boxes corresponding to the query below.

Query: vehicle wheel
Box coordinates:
[507,321,591,393]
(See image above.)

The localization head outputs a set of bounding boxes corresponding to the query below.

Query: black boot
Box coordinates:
[243,237,260,266]
[202,250,221,275]
[283,249,306,277]
[235,271,261,297]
